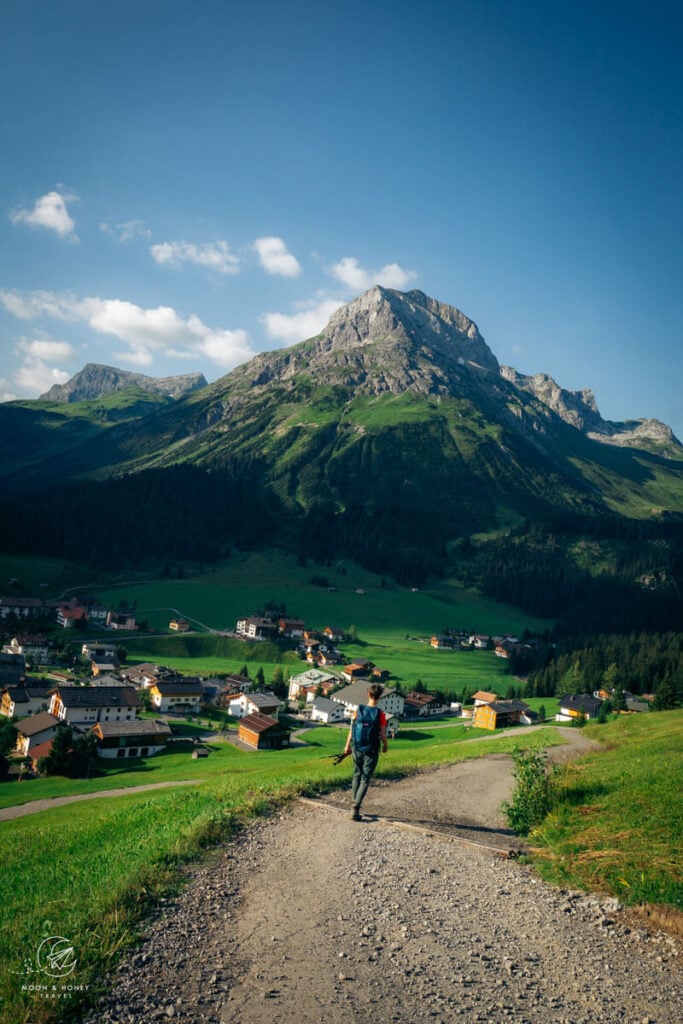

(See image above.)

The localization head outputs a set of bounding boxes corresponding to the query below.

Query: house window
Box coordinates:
[141,747,149,756]
[117,749,126,758]
[128,748,138,757]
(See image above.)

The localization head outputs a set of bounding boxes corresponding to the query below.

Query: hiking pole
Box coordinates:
[328,752,351,766]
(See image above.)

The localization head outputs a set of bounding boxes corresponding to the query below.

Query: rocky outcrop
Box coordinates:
[40,364,208,402]
[500,366,681,454]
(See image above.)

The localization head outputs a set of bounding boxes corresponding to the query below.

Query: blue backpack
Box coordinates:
[353,704,381,753]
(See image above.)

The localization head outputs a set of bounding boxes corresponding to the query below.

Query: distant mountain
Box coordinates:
[40,363,208,402]
[1,287,682,629]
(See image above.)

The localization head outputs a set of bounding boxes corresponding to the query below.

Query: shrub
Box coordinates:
[502,747,554,835]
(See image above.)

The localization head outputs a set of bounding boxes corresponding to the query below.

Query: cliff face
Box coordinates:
[40,364,208,402]
[500,366,681,453]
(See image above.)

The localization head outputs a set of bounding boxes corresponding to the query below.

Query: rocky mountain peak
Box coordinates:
[323,286,499,373]
[41,364,208,403]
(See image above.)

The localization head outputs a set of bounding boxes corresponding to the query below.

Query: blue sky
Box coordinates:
[1,0,682,438]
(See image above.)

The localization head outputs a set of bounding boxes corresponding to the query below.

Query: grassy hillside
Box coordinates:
[532,710,683,909]
[96,550,551,693]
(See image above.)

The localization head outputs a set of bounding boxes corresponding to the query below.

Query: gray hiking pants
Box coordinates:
[351,747,379,810]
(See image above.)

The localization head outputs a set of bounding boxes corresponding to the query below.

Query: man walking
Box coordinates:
[343,683,389,820]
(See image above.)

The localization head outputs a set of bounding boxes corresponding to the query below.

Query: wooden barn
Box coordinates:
[238,712,291,750]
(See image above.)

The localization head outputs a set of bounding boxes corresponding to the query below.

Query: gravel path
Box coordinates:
[80,735,681,1024]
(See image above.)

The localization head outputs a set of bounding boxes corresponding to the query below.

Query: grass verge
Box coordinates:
[529,710,683,910]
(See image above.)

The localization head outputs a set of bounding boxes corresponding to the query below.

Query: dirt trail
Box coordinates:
[0,779,200,821]
[79,729,681,1024]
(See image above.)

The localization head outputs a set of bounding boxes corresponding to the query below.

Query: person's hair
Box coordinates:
[368,683,384,701]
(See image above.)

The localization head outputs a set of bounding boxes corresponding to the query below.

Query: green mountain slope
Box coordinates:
[1,287,682,618]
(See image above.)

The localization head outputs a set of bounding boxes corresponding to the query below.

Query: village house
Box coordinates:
[430,634,458,649]
[323,626,345,642]
[403,691,447,717]
[473,699,533,731]
[278,617,306,638]
[341,660,375,683]
[49,685,141,726]
[0,596,42,620]
[330,679,405,719]
[91,659,120,677]
[556,693,603,722]
[237,712,290,750]
[235,616,277,641]
[1,683,52,718]
[92,719,172,759]
[623,693,651,713]
[119,663,160,687]
[288,668,337,702]
[471,690,499,707]
[0,652,26,686]
[13,712,62,756]
[470,635,491,650]
[83,603,109,623]
[82,641,118,661]
[149,679,203,714]
[228,690,282,719]
[310,696,348,724]
[107,610,138,631]
[169,618,191,632]
[56,604,87,629]
[213,674,253,707]
[2,635,50,664]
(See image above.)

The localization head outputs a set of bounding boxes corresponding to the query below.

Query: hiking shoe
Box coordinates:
[351,807,361,821]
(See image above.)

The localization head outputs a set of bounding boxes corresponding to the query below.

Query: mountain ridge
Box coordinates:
[40,363,208,403]
[1,287,682,605]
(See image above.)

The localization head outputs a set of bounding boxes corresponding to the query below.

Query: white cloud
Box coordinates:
[10,189,78,240]
[260,296,342,346]
[0,379,18,403]
[16,335,77,361]
[15,356,70,394]
[330,256,415,292]
[0,289,255,370]
[100,219,152,243]
[254,236,302,278]
[150,240,240,275]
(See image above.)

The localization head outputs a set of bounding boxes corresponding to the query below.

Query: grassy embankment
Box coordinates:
[1,723,561,1024]
[531,710,683,910]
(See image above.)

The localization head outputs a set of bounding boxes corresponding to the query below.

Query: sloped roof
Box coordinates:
[95,720,171,738]
[238,712,280,734]
[558,693,602,715]
[55,685,140,708]
[245,690,280,708]
[331,680,397,708]
[152,680,203,695]
[17,711,60,736]
[312,696,343,712]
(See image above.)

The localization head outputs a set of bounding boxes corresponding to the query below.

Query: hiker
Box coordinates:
[343,683,389,820]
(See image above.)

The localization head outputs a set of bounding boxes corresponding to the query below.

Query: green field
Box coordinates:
[88,549,550,695]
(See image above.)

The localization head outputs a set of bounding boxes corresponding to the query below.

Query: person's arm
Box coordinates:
[380,712,388,754]
[344,710,356,755]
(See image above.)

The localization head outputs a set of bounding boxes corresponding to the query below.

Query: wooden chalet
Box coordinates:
[238,712,291,750]
[472,699,531,731]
